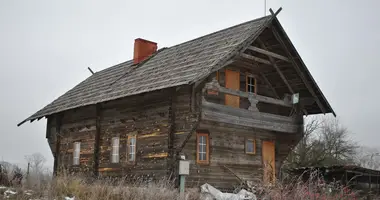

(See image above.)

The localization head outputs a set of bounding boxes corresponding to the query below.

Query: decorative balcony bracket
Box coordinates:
[248,96,259,112]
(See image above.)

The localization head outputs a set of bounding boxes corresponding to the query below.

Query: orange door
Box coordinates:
[225,69,240,107]
[262,140,276,184]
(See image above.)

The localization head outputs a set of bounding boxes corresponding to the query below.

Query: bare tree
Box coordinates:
[24,153,48,188]
[354,146,380,170]
[285,116,358,168]
[25,153,46,173]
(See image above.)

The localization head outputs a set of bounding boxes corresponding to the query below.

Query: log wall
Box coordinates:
[45,64,304,190]
[47,88,176,179]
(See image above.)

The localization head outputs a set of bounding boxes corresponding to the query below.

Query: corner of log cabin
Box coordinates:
[177,61,305,190]
[47,61,305,190]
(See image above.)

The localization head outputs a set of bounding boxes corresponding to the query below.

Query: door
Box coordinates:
[225,69,240,108]
[262,140,275,184]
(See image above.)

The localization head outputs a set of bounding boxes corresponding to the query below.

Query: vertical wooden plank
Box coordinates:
[224,69,240,108]
[53,114,62,176]
[262,140,275,184]
[45,117,51,139]
[168,88,176,181]
[93,104,101,177]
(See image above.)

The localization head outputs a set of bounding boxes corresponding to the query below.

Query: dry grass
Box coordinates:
[0,168,373,199]
[252,170,363,200]
[1,170,200,200]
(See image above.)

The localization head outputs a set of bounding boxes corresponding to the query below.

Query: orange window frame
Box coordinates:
[245,139,256,154]
[196,133,209,164]
[246,74,257,94]
[127,135,137,164]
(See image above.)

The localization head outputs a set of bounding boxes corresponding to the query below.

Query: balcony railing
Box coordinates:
[200,78,303,133]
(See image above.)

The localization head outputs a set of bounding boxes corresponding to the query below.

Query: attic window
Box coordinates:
[111,137,120,163]
[127,135,136,162]
[246,75,256,94]
[73,142,81,165]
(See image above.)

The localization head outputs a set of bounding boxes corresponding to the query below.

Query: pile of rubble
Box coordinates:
[200,183,257,200]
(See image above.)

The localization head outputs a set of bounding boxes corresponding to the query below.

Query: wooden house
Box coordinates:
[18,9,335,189]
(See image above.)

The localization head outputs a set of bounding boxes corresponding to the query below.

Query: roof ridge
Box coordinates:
[165,15,271,50]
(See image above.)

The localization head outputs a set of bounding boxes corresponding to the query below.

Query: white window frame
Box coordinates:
[246,75,256,94]
[73,142,81,165]
[127,135,136,162]
[197,133,209,164]
[111,137,120,163]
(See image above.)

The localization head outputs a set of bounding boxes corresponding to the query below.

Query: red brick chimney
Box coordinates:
[133,38,157,64]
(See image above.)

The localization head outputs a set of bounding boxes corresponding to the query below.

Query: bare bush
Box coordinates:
[285,116,359,168]
[24,153,52,189]
[254,170,360,200]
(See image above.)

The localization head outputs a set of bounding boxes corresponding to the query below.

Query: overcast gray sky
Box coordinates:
[1,0,379,169]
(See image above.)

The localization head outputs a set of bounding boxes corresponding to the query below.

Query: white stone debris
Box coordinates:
[3,189,17,198]
[200,183,257,200]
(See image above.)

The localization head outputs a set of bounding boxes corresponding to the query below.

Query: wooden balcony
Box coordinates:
[201,79,303,133]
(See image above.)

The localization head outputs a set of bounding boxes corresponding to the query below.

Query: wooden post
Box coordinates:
[53,114,62,176]
[178,160,189,197]
[179,175,186,197]
[93,104,101,177]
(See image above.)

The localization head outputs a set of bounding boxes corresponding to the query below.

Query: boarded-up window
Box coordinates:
[197,133,209,164]
[245,139,256,154]
[127,135,136,162]
[246,75,256,94]
[111,137,120,163]
[73,142,81,165]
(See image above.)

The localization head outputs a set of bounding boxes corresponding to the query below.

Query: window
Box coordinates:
[245,139,256,154]
[127,135,136,162]
[73,142,81,165]
[196,133,209,164]
[246,75,256,94]
[111,137,120,163]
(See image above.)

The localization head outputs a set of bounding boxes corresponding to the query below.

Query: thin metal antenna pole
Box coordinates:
[264,0,267,16]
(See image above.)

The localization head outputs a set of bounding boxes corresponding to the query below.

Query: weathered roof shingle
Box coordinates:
[19,16,272,125]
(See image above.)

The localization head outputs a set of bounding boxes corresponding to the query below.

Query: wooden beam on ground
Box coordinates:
[247,46,290,62]
[270,24,327,114]
[240,53,271,65]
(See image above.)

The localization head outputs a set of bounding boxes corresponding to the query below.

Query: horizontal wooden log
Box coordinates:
[201,109,298,133]
[202,97,296,124]
[247,46,290,62]
[204,79,292,107]
[239,53,271,65]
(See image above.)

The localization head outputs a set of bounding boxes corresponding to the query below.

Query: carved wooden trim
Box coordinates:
[248,96,259,112]
[204,79,292,107]
[201,97,296,123]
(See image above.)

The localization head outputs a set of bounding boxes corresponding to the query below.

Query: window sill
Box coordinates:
[196,161,210,165]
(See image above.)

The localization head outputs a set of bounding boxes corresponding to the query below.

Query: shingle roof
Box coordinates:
[18,15,273,126]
